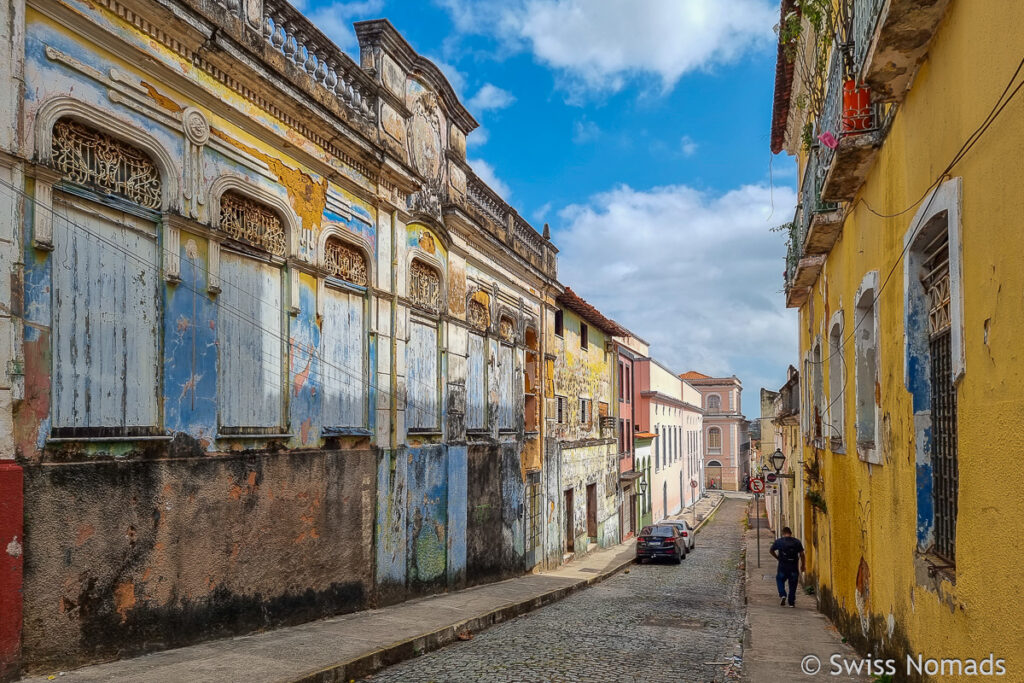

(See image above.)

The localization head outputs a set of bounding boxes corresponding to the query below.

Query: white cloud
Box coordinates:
[437,0,776,95]
[304,0,384,51]
[573,119,600,144]
[680,135,698,156]
[468,83,516,112]
[533,201,553,223]
[467,126,489,147]
[427,55,468,98]
[468,158,511,199]
[553,182,798,393]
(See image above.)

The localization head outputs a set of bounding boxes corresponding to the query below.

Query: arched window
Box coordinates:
[813,340,824,442]
[323,236,368,286]
[854,274,879,463]
[409,258,441,314]
[219,191,287,256]
[708,427,722,452]
[706,460,723,468]
[320,236,369,429]
[498,314,516,430]
[466,294,489,430]
[49,118,162,434]
[829,316,845,448]
[906,206,960,562]
[707,394,721,411]
[407,258,443,430]
[51,118,161,209]
[217,193,288,432]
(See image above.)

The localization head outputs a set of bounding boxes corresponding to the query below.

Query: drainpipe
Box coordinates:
[390,209,398,464]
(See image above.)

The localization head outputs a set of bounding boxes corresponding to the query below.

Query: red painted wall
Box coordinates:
[0,462,23,681]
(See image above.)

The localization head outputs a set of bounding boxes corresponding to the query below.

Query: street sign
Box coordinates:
[765,472,778,483]
[750,478,765,494]
[690,479,698,489]
[768,484,779,494]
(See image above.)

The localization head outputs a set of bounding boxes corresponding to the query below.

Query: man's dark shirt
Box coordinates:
[770,536,804,572]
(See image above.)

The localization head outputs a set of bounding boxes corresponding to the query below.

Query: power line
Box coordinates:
[0,177,505,415]
[803,52,1024,373]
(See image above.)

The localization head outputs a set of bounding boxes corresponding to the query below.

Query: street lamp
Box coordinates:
[639,476,648,496]
[769,448,786,474]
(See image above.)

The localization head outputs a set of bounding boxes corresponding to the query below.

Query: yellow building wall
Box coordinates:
[797,1,1024,675]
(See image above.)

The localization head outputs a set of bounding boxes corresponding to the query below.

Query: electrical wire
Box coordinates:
[805,52,1024,369]
[793,52,1024,433]
[0,177,509,415]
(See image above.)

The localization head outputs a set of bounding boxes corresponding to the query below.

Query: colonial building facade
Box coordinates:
[546,288,621,564]
[0,0,609,675]
[773,0,1024,671]
[681,372,747,491]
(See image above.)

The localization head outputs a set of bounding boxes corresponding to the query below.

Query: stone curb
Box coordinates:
[288,497,729,683]
[288,554,636,682]
[290,495,728,683]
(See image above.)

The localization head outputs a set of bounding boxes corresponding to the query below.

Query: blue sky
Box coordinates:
[302,0,799,401]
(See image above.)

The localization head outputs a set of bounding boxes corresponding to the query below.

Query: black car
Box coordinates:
[635,525,687,564]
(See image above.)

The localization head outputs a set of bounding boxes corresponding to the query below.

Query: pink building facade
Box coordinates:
[681,372,748,491]
[633,360,703,522]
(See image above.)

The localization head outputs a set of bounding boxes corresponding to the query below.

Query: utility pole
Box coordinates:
[756,492,761,568]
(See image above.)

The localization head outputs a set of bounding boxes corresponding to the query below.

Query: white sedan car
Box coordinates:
[662,520,696,550]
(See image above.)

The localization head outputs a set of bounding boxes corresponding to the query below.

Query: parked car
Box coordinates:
[635,525,687,564]
[662,520,696,551]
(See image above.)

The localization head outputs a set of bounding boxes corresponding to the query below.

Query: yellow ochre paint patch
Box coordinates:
[210,128,327,232]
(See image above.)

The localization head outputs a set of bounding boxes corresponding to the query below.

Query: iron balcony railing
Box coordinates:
[784,215,800,290]
[819,40,883,165]
[799,145,838,241]
[852,0,885,78]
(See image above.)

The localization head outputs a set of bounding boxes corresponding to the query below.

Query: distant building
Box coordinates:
[614,327,648,538]
[680,372,747,491]
[547,288,622,564]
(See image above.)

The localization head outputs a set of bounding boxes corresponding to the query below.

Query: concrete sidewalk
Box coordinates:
[742,510,869,682]
[21,493,726,683]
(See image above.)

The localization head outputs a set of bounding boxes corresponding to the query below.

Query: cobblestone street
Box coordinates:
[365,498,746,683]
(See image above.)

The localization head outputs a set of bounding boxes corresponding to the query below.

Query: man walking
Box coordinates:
[769,526,805,607]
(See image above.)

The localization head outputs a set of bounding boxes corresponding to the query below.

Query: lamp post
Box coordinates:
[638,474,648,527]
[770,448,785,538]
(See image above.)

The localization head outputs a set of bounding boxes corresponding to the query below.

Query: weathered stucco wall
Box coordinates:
[793,0,1024,672]
[21,448,375,671]
[2,0,560,675]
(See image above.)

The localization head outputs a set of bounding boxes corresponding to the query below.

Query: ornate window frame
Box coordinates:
[827,309,846,452]
[32,97,180,253]
[406,252,445,317]
[854,270,881,464]
[209,174,301,307]
[902,177,964,562]
[315,224,373,316]
[707,426,722,452]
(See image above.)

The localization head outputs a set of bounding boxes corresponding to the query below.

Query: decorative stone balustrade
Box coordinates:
[467,175,508,228]
[464,173,554,276]
[261,0,377,127]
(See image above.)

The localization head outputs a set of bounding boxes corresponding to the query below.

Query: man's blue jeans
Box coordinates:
[777,569,799,605]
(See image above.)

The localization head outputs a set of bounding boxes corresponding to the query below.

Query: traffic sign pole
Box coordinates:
[756,492,761,568]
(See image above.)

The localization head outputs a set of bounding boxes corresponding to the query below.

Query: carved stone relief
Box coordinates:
[181,107,209,219]
[409,89,443,183]
[499,316,516,344]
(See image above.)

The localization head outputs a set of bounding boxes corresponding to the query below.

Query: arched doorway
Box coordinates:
[705,460,723,490]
